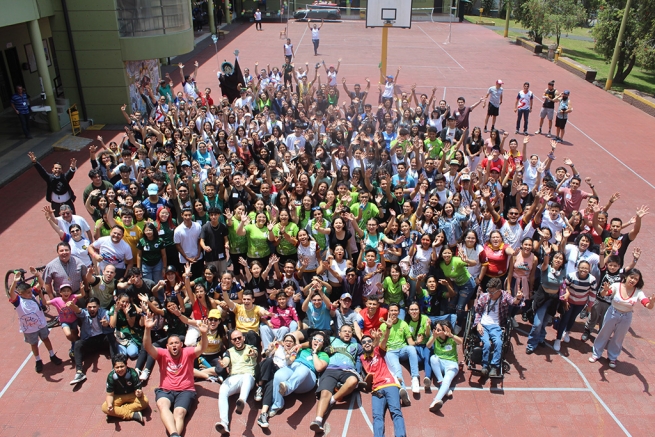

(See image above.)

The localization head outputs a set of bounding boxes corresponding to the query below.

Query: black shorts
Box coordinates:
[487,104,499,117]
[316,368,359,395]
[155,388,197,411]
[555,117,568,129]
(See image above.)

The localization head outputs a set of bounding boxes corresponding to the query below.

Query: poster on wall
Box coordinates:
[124,59,161,115]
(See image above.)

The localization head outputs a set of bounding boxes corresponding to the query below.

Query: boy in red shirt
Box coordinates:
[361,318,407,436]
[359,296,387,336]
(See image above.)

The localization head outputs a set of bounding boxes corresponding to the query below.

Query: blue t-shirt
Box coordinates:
[391,174,416,190]
[326,337,362,370]
[306,301,332,330]
[142,197,168,220]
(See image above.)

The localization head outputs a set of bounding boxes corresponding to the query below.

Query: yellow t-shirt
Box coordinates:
[227,345,257,376]
[233,303,263,334]
[205,330,224,355]
[116,217,143,260]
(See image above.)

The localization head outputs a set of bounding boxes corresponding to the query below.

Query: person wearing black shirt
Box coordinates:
[102,353,149,422]
[118,267,156,303]
[536,80,557,137]
[201,207,230,274]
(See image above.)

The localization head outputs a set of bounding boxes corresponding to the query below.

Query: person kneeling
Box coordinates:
[102,353,149,423]
[473,278,522,377]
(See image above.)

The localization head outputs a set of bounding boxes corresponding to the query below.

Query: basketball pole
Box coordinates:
[380,23,391,83]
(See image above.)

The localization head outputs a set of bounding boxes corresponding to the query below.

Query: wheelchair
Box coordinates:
[462,307,513,378]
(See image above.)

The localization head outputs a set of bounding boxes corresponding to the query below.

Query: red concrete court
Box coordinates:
[0,20,653,437]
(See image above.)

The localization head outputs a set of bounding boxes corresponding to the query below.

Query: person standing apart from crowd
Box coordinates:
[554,90,572,143]
[11,85,31,138]
[283,38,294,60]
[590,269,654,368]
[102,353,149,423]
[308,19,324,56]
[143,313,208,437]
[254,9,262,31]
[28,152,77,215]
[514,82,534,135]
[536,80,557,137]
[483,80,503,133]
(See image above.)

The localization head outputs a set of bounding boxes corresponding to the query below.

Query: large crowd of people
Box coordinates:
[11,44,654,437]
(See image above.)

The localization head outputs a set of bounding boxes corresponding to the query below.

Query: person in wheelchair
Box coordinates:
[473,278,523,377]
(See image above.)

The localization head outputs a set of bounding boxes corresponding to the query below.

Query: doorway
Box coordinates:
[4,47,24,91]
[0,55,11,108]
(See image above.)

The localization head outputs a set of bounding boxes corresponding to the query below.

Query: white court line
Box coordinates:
[293,25,309,58]
[444,387,590,392]
[341,393,357,437]
[513,327,632,437]
[443,86,447,100]
[416,24,465,70]
[0,344,41,399]
[355,392,374,433]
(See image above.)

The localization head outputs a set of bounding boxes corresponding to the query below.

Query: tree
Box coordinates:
[592,0,655,83]
[519,0,586,45]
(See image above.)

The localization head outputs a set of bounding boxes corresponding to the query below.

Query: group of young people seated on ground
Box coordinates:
[15,56,653,436]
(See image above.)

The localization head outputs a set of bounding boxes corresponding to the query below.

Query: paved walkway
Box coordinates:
[0,20,652,437]
[485,25,596,42]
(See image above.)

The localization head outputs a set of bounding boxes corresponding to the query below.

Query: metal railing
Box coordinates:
[116,0,191,37]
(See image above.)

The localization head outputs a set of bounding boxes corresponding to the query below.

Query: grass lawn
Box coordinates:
[464,15,655,95]
[464,15,593,38]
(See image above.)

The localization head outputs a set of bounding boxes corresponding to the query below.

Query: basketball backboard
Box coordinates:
[366,0,413,28]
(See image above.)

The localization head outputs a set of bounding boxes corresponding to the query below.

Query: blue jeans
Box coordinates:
[312,39,319,54]
[428,314,458,328]
[480,324,503,368]
[260,322,298,349]
[371,386,406,437]
[385,346,419,388]
[527,301,550,351]
[451,277,477,328]
[429,356,458,402]
[557,303,585,340]
[271,362,317,410]
[516,108,530,131]
[592,306,633,361]
[118,341,139,360]
[141,260,163,283]
[414,344,432,379]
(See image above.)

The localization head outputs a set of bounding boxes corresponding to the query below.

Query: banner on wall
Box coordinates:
[125,59,161,115]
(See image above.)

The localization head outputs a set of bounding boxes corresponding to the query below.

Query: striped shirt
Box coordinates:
[564,272,597,306]
[11,92,30,114]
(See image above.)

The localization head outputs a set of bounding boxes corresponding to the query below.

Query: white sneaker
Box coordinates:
[553,339,561,352]
[139,368,150,381]
[562,331,570,343]
[411,377,420,394]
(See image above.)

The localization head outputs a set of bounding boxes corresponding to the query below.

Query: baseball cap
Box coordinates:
[449,159,459,165]
[59,283,73,291]
[386,75,393,79]
[461,174,471,181]
[340,293,353,300]
[447,115,456,120]
[181,160,191,167]
[208,309,222,320]
[563,90,570,95]
[496,79,504,85]
[147,184,158,195]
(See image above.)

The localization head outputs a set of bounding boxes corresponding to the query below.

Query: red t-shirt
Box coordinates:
[483,243,510,277]
[480,157,504,173]
[360,347,398,392]
[359,307,388,335]
[157,347,196,391]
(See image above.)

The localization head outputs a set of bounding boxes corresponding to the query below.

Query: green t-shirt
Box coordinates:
[295,206,312,230]
[382,276,407,305]
[350,202,380,230]
[137,237,165,266]
[273,222,299,256]
[440,257,471,286]
[407,315,430,345]
[307,218,329,251]
[157,221,176,247]
[228,218,248,254]
[432,336,458,362]
[108,305,143,346]
[379,320,412,351]
[425,137,443,159]
[244,223,271,259]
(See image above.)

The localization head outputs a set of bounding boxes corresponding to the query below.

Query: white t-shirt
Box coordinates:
[609,283,647,313]
[285,134,306,155]
[311,28,320,40]
[480,296,501,326]
[184,81,198,99]
[174,222,203,263]
[326,70,337,87]
[91,236,133,270]
[284,43,293,57]
[516,90,534,110]
[57,215,91,234]
[564,244,600,274]
[254,11,262,20]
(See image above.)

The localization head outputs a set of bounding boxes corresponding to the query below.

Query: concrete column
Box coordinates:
[209,0,216,33]
[27,19,60,132]
[225,2,232,25]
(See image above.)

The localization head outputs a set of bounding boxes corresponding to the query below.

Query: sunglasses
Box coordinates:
[312,337,324,343]
[231,336,244,341]
[361,339,373,345]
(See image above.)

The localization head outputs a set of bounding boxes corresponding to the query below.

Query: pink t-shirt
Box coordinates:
[50,295,78,324]
[268,305,299,329]
[559,187,590,215]
[157,347,196,391]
